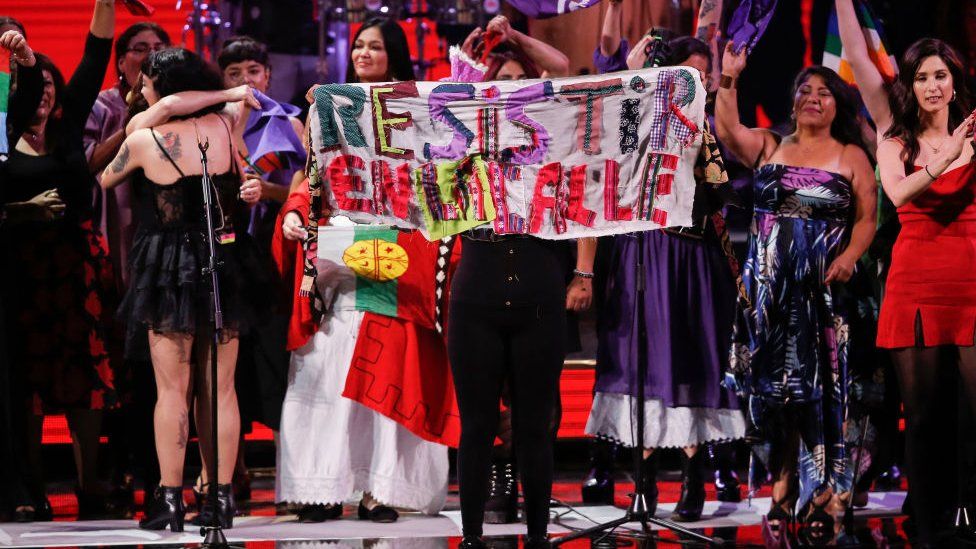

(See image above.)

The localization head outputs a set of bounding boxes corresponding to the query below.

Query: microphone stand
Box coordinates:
[553,33,722,548]
[197,138,231,549]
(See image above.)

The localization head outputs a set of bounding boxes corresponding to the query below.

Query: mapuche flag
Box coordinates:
[317,224,453,331]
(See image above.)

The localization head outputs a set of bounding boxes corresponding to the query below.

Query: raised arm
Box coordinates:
[90,0,116,39]
[715,42,776,166]
[100,129,150,189]
[878,112,976,207]
[825,145,877,283]
[488,16,570,77]
[600,0,624,58]
[126,85,260,135]
[835,0,891,135]
[1,31,41,140]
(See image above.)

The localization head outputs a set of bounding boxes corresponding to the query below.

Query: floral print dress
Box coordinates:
[729,163,853,509]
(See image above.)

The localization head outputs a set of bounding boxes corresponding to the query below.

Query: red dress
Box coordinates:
[878,162,976,348]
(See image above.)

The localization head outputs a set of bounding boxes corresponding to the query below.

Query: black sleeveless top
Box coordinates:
[118,123,268,349]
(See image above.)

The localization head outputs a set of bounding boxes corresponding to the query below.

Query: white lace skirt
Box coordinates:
[585,391,746,448]
[276,308,449,514]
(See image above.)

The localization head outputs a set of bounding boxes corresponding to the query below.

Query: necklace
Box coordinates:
[919,134,948,154]
[23,128,45,152]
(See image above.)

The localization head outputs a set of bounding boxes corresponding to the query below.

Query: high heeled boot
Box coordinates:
[638,452,659,516]
[581,438,617,504]
[192,483,235,529]
[672,451,706,522]
[707,442,742,503]
[138,485,185,532]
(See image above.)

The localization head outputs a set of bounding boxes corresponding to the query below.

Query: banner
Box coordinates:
[505,0,603,19]
[0,51,9,162]
[309,67,706,240]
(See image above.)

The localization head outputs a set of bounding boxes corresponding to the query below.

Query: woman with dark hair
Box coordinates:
[876,38,976,547]
[580,33,747,524]
[0,16,26,37]
[0,27,47,523]
[276,17,451,523]
[448,14,572,531]
[717,47,877,543]
[100,47,264,531]
[1,0,119,521]
[345,17,415,83]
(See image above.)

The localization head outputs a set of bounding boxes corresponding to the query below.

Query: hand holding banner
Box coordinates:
[309,66,706,241]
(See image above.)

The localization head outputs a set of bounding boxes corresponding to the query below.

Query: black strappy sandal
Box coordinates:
[762,497,794,548]
[798,498,836,546]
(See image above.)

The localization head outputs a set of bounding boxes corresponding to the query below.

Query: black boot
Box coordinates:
[672,452,706,522]
[138,485,185,532]
[192,483,235,529]
[581,438,616,504]
[638,453,659,516]
[707,443,742,503]
[485,459,519,523]
[458,535,488,549]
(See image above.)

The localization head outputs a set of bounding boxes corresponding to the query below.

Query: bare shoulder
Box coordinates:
[842,143,871,167]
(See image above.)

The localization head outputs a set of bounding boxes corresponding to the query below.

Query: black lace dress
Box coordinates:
[119,143,267,349]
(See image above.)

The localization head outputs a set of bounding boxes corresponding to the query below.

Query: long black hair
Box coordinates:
[142,48,226,118]
[788,65,869,156]
[666,36,711,69]
[884,38,972,166]
[32,53,67,152]
[0,16,26,36]
[345,17,414,83]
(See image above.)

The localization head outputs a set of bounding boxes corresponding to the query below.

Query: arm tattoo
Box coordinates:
[110,144,130,174]
[699,0,718,17]
[156,131,183,162]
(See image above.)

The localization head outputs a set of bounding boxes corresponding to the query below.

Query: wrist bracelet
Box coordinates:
[573,269,594,279]
[719,74,736,89]
[924,164,938,180]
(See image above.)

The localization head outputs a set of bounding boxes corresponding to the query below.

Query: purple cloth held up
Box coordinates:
[726,0,778,55]
[593,38,630,75]
[506,0,602,19]
[243,89,306,185]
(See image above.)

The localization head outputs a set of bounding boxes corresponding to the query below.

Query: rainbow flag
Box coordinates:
[0,51,10,161]
[823,0,897,86]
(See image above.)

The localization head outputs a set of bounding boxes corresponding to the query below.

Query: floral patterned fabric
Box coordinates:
[729,163,853,509]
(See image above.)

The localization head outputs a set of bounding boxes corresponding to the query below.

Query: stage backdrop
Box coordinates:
[309,66,707,240]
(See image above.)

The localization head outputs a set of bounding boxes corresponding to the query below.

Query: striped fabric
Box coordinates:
[823,0,897,86]
[0,51,9,161]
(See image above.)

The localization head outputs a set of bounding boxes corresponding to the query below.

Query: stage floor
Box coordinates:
[0,491,908,548]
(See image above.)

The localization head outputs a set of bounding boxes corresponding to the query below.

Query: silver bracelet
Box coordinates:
[573,269,594,279]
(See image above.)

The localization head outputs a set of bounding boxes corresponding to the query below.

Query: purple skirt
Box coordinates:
[594,230,739,410]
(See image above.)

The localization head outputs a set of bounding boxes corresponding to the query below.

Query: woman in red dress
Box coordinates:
[876,38,976,547]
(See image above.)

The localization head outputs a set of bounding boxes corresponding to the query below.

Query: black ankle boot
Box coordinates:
[524,536,551,548]
[638,453,659,516]
[672,452,706,522]
[707,443,741,503]
[138,486,185,532]
[459,535,488,549]
[581,438,616,504]
[485,459,519,524]
[192,483,235,529]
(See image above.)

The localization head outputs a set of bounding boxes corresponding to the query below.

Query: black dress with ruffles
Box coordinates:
[119,133,268,351]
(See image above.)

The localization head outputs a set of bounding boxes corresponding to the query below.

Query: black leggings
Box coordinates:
[891,344,976,543]
[448,301,566,539]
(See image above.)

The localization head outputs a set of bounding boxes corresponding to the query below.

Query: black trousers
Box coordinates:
[448,301,566,538]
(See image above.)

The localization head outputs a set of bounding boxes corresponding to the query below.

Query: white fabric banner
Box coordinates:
[309,66,705,240]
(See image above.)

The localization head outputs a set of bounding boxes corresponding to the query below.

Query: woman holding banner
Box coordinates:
[275,17,452,523]
[717,45,877,543]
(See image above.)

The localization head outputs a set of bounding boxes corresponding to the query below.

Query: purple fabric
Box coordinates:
[243,89,306,185]
[726,0,778,55]
[593,38,630,75]
[594,231,739,410]
[84,86,135,289]
[505,0,603,18]
[243,90,306,239]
